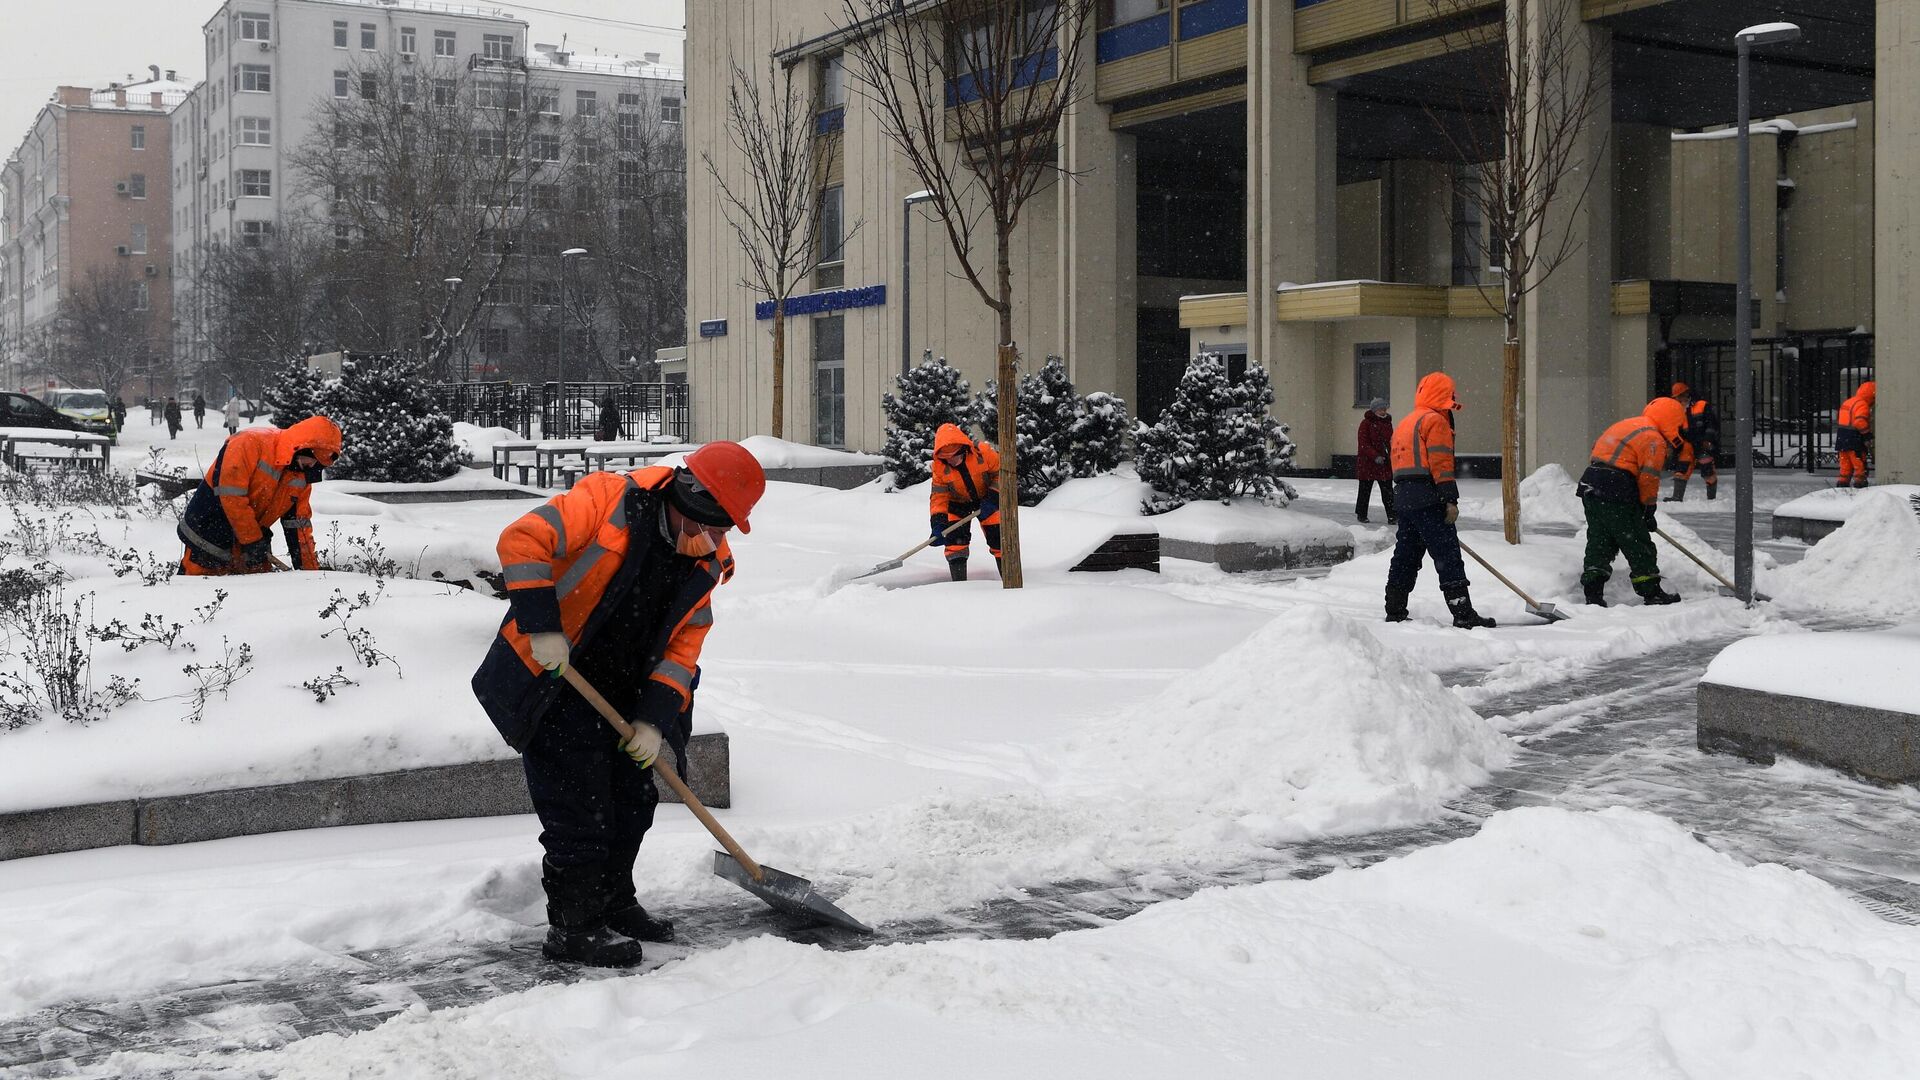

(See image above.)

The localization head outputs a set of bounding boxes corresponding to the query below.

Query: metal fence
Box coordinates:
[429,381,689,442]
[1661,333,1873,472]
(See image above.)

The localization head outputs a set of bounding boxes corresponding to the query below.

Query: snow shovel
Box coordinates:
[560,666,874,935]
[1457,539,1569,623]
[840,510,981,583]
[1654,527,1771,602]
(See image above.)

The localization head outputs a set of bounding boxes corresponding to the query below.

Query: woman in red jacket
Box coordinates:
[1355,397,1395,524]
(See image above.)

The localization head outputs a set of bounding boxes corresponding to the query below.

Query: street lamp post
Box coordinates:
[901,190,937,381]
[1734,21,1801,605]
[443,277,463,381]
[557,248,587,438]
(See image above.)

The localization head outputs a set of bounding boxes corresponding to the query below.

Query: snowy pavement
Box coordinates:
[5,435,1920,1078]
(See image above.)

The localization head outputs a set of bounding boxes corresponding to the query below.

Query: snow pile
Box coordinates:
[449,422,523,465]
[1705,625,1920,713]
[202,808,1920,1080]
[737,434,883,468]
[1150,500,1352,548]
[776,606,1510,922]
[1774,484,1920,524]
[1770,492,1920,618]
[1515,462,1586,526]
[1038,473,1154,516]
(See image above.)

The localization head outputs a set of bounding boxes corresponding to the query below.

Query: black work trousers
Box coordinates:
[522,689,660,921]
[1386,502,1468,594]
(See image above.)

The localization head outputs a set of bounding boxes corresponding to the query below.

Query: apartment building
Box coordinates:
[688,0,1904,481]
[172,0,683,379]
[1,70,190,391]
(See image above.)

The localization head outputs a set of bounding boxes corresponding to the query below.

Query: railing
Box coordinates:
[429,380,689,442]
[1663,333,1873,472]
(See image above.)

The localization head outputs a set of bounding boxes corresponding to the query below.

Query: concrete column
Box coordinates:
[1246,0,1337,465]
[1522,2,1615,474]
[1876,1,1919,483]
[1388,159,1454,285]
[1057,74,1137,402]
[1613,122,1672,281]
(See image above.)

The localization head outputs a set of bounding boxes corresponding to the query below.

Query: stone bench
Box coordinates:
[0,732,729,861]
[1770,512,1844,544]
[1697,683,1920,786]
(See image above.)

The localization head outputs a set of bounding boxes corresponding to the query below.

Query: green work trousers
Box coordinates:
[1581,497,1662,592]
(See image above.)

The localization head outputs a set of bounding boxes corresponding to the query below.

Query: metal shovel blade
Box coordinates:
[1527,601,1570,623]
[712,851,874,935]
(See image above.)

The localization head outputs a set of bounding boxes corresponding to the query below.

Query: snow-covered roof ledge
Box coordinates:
[1672,118,1858,142]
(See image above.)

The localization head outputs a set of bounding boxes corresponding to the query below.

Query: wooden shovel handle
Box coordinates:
[560,665,764,882]
[886,509,981,565]
[1654,528,1738,591]
[1457,539,1544,608]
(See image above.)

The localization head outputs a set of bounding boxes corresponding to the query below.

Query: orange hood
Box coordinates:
[1643,397,1687,442]
[1859,381,1877,403]
[275,415,343,467]
[1414,372,1459,414]
[934,423,975,456]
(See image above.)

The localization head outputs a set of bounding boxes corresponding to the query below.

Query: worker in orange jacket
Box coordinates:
[1385,372,1495,628]
[929,422,1001,581]
[1575,397,1687,606]
[1665,382,1720,502]
[471,442,765,968]
[1836,380,1875,488]
[177,416,342,574]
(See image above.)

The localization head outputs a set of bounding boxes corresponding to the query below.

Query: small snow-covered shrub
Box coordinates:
[881,355,976,486]
[1134,353,1295,513]
[321,352,468,483]
[975,357,1137,505]
[0,589,140,731]
[264,358,332,429]
[1069,390,1131,477]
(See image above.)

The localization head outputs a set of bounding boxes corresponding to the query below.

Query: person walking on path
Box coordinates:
[1575,396,1687,606]
[595,391,624,444]
[163,396,183,440]
[108,396,127,435]
[1665,382,1720,502]
[192,392,207,429]
[1836,380,1876,489]
[224,396,243,435]
[178,416,342,576]
[929,423,1002,581]
[1385,372,1494,629]
[471,441,765,968]
[1354,398,1395,524]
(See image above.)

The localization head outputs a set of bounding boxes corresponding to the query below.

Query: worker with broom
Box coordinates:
[471,442,765,967]
[929,422,1002,581]
[1385,372,1496,629]
[1575,397,1687,606]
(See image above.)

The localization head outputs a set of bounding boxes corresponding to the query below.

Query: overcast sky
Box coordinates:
[0,0,685,147]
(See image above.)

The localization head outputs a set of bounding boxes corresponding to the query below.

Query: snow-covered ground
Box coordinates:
[5,419,1920,1077]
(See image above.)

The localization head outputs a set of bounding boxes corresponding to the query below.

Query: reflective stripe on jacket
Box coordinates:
[471,466,735,750]
[1584,418,1670,505]
[178,415,339,568]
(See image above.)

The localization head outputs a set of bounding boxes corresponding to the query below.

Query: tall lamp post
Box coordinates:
[557,247,587,438]
[901,189,937,380]
[442,277,463,381]
[1734,21,1801,605]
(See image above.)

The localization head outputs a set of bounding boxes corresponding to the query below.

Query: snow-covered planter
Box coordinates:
[1772,485,1920,544]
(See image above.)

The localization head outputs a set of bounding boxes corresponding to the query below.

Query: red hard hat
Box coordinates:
[685,441,766,534]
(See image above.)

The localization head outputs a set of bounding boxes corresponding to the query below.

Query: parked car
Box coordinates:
[41,388,116,441]
[0,391,82,432]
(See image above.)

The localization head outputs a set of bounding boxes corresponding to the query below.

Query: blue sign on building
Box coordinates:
[756,284,887,320]
[699,318,729,338]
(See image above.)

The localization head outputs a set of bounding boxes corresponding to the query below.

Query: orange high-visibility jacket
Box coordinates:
[1391,372,1459,490]
[1839,383,1875,441]
[473,466,734,749]
[1587,397,1687,506]
[180,416,342,569]
[930,423,1001,518]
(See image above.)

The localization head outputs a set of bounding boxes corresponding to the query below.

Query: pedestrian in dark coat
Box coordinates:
[595,391,623,443]
[163,397,183,440]
[192,392,207,428]
[109,396,127,433]
[1355,398,1395,524]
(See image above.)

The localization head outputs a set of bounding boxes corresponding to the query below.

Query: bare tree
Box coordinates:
[837,0,1097,589]
[53,266,159,397]
[702,52,851,439]
[1424,0,1610,544]
[193,223,336,397]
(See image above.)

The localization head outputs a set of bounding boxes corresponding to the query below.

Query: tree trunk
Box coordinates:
[770,302,786,440]
[996,240,1022,589]
[1502,320,1521,545]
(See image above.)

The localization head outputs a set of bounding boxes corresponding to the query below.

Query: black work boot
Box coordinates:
[948,558,968,582]
[541,859,645,968]
[1384,586,1411,623]
[1582,579,1609,607]
[1663,478,1688,502]
[1635,580,1681,605]
[605,903,676,944]
[1443,582,1496,629]
[1705,482,1717,501]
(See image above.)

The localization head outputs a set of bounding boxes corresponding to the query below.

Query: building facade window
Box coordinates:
[238,64,271,92]
[333,21,347,48]
[575,90,598,117]
[532,183,559,210]
[531,132,560,162]
[813,315,846,447]
[130,125,146,150]
[333,223,351,250]
[1098,0,1166,27]
[239,116,271,145]
[239,11,270,41]
[434,30,456,57]
[432,78,456,106]
[477,327,510,354]
[617,159,641,197]
[361,23,376,50]
[128,173,147,198]
[532,89,559,115]
[360,73,378,99]
[130,223,148,254]
[240,220,272,247]
[333,70,349,98]
[483,34,513,60]
[660,96,681,124]
[817,184,845,283]
[819,53,846,110]
[240,169,271,197]
[400,26,416,55]
[1353,342,1391,408]
[617,91,640,108]
[618,112,640,150]
[133,282,150,311]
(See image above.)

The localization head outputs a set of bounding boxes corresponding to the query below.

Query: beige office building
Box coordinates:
[689,1,1910,481]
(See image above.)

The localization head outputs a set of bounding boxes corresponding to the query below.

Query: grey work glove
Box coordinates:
[1443,503,1460,526]
[529,632,570,673]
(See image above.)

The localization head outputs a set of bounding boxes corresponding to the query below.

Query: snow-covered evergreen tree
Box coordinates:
[320,352,468,482]
[1134,353,1295,513]
[1069,391,1131,477]
[881,355,974,486]
[263,359,331,430]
